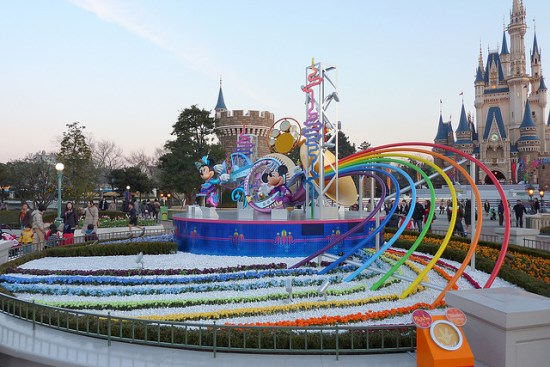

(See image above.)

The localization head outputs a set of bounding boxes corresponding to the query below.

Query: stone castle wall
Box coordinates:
[215,110,274,158]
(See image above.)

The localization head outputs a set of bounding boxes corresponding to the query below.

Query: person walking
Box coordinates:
[31,204,46,250]
[19,203,32,230]
[498,200,505,226]
[83,200,99,231]
[453,203,466,237]
[412,201,425,232]
[512,200,527,228]
[153,199,161,223]
[128,202,145,235]
[61,202,79,232]
[439,199,445,215]
[464,199,472,232]
[61,202,79,245]
[484,200,491,216]
[532,198,540,214]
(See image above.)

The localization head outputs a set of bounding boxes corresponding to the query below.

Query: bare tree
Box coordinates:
[126,149,153,169]
[92,139,125,170]
[152,147,167,166]
[90,138,125,189]
[7,151,58,208]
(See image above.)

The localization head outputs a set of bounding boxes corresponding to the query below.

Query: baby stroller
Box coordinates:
[1,225,20,257]
[489,207,497,221]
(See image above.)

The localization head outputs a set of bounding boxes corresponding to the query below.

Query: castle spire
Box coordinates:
[500,31,509,55]
[531,32,541,64]
[215,76,227,112]
[475,44,484,83]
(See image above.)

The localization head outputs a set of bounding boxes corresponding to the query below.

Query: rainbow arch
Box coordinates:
[294,142,511,307]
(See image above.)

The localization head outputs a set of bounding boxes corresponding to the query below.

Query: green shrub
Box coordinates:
[540,226,550,235]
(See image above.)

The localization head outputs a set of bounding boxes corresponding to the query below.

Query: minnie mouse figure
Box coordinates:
[260,164,292,206]
[195,156,220,207]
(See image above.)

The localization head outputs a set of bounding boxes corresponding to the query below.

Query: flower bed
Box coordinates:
[0,242,515,327]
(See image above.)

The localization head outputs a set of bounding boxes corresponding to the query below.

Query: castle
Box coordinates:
[434,0,550,187]
[213,81,274,159]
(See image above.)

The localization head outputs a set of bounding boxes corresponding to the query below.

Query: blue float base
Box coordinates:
[173,209,380,257]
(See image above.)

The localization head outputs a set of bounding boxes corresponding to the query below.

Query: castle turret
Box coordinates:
[433,113,454,167]
[517,101,541,153]
[475,46,485,106]
[215,78,227,112]
[507,0,530,126]
[501,31,511,77]
[455,104,474,154]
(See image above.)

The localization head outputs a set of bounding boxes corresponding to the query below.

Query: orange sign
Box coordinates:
[412,309,433,329]
[446,307,467,327]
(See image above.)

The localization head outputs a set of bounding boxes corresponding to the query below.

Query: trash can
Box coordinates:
[160,206,169,221]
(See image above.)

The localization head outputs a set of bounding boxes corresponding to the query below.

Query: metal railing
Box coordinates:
[523,238,550,251]
[8,228,174,260]
[0,292,415,357]
[424,229,499,243]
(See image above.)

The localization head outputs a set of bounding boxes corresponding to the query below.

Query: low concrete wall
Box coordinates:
[446,288,550,367]
[526,213,550,230]
[494,227,538,246]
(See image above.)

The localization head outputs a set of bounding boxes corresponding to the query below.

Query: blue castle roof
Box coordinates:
[500,31,509,55]
[484,52,505,84]
[531,34,540,64]
[456,104,470,133]
[475,66,484,82]
[434,114,447,141]
[215,85,227,111]
[519,101,537,129]
[539,76,547,91]
[483,107,507,140]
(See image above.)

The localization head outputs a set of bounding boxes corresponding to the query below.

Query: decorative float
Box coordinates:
[174,60,512,308]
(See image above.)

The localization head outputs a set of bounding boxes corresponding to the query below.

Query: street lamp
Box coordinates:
[539,187,545,213]
[167,193,171,207]
[125,185,131,212]
[526,184,535,213]
[55,163,64,225]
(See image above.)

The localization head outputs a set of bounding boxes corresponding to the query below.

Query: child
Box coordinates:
[19,224,34,245]
[489,207,497,221]
[45,223,61,248]
[84,224,98,242]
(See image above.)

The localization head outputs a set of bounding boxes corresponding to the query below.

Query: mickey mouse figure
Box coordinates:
[260,164,292,206]
[195,156,220,207]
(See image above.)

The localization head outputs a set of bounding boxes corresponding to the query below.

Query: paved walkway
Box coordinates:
[0,312,495,367]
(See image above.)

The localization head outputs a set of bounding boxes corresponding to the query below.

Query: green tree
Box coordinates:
[358,141,371,151]
[108,167,153,198]
[327,131,357,158]
[159,105,224,200]
[6,152,58,208]
[57,122,97,204]
[0,163,9,203]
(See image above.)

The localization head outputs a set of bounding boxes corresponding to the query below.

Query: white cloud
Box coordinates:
[67,0,274,108]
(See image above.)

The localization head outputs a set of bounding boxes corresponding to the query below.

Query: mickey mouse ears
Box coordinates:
[195,155,210,171]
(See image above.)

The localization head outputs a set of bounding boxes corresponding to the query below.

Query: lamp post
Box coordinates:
[167,193,171,208]
[55,163,64,225]
[125,185,131,212]
[526,184,535,214]
[539,187,545,213]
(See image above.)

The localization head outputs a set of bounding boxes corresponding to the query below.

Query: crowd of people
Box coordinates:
[384,195,541,237]
[6,197,164,250]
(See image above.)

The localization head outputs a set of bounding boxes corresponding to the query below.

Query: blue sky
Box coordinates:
[1,0,549,162]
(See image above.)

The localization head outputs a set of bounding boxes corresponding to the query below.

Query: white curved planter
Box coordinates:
[0,240,12,265]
